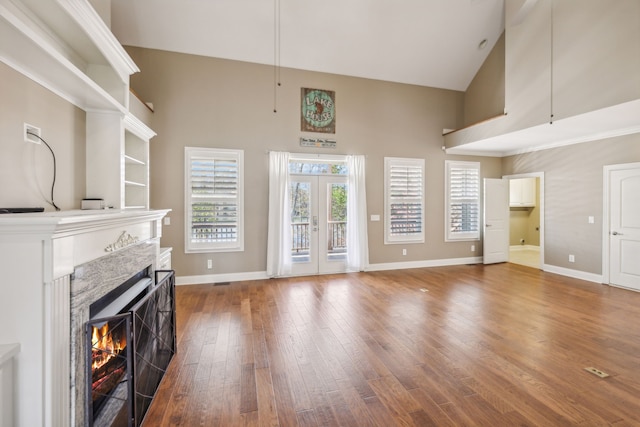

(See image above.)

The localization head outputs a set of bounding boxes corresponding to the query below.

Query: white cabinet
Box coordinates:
[510,178,536,207]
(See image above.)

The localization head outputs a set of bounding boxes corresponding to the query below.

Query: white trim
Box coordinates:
[509,244,539,251]
[176,271,269,285]
[602,162,640,285]
[543,264,603,284]
[124,112,156,140]
[366,256,482,272]
[184,147,245,253]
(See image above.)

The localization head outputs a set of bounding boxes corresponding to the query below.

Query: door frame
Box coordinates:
[288,153,349,277]
[602,162,640,285]
[503,172,545,269]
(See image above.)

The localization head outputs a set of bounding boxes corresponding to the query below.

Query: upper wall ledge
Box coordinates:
[444,99,640,157]
[0,0,139,112]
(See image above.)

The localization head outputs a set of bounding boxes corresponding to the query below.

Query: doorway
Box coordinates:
[603,162,640,291]
[507,175,543,269]
[483,174,545,268]
[290,174,348,276]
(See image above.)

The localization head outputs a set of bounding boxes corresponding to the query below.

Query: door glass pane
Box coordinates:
[290,181,311,263]
[327,183,347,261]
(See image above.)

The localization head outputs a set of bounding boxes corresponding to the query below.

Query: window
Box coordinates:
[445,160,480,241]
[384,157,424,244]
[185,147,244,253]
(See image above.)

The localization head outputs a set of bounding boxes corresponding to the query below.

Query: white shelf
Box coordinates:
[124,155,146,166]
[0,0,139,112]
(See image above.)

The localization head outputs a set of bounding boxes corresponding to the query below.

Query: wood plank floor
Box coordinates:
[143,263,640,426]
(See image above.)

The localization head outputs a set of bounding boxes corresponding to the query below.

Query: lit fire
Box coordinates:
[91,324,126,371]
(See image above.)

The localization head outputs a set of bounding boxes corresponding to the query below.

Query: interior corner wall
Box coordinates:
[502,133,640,275]
[463,31,505,127]
[0,61,86,211]
[125,47,503,278]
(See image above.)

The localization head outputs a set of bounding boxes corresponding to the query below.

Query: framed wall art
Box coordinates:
[301,88,335,133]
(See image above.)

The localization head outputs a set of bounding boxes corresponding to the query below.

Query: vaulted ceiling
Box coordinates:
[110,0,505,92]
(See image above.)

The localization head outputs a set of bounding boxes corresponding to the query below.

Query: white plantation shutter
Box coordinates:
[185,147,244,252]
[446,161,480,241]
[384,157,425,243]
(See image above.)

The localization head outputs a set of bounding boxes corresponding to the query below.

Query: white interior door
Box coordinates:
[609,166,640,290]
[483,178,510,264]
[290,176,347,276]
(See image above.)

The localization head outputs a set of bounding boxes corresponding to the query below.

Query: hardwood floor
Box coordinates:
[143,263,640,426]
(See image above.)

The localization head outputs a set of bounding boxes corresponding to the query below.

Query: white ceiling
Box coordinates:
[110,0,505,92]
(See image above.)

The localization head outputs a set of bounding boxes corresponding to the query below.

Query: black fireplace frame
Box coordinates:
[86,270,176,427]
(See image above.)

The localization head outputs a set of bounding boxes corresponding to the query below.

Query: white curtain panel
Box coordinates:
[346,154,369,271]
[266,151,292,277]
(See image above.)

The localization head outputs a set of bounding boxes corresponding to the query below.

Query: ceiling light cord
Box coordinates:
[550,0,554,124]
[26,131,61,211]
[273,0,281,113]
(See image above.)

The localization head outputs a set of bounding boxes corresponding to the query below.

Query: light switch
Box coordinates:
[370,215,380,221]
[588,216,595,224]
[164,217,171,225]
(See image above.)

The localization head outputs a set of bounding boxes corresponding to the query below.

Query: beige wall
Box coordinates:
[502,134,640,274]
[0,62,85,211]
[126,47,503,277]
[463,32,505,127]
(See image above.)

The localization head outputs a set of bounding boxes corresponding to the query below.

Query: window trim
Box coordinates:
[445,160,480,242]
[384,157,425,245]
[184,147,244,253]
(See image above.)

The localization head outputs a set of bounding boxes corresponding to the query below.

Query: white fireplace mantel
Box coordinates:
[0,209,170,427]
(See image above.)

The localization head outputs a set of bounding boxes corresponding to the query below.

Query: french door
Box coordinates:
[290,175,348,275]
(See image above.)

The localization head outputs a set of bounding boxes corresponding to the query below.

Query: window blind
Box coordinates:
[385,158,425,243]
[185,148,244,252]
[446,161,479,241]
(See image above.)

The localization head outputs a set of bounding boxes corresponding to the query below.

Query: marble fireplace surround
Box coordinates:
[0,209,169,427]
[71,241,157,426]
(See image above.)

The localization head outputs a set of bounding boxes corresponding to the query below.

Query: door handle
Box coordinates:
[485,224,492,227]
[612,231,623,235]
[313,216,318,231]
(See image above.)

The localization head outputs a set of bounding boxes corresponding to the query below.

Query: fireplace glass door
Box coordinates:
[86,270,176,427]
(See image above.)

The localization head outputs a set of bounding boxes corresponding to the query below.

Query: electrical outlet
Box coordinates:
[164,217,171,226]
[471,244,475,252]
[207,259,213,269]
[24,123,41,143]
[402,249,407,256]
[569,254,575,263]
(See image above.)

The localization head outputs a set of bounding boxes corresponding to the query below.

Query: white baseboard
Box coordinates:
[542,264,603,284]
[366,256,482,272]
[509,245,540,251]
[175,259,603,287]
[176,271,269,286]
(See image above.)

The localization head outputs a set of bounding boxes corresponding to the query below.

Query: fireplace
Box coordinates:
[86,269,176,427]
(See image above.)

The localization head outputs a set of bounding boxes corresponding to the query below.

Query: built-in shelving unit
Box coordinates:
[1,0,156,210]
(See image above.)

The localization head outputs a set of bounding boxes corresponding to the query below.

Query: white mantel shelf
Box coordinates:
[0,209,170,236]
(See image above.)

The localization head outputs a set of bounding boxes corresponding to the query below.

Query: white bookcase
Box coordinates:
[1,0,156,210]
